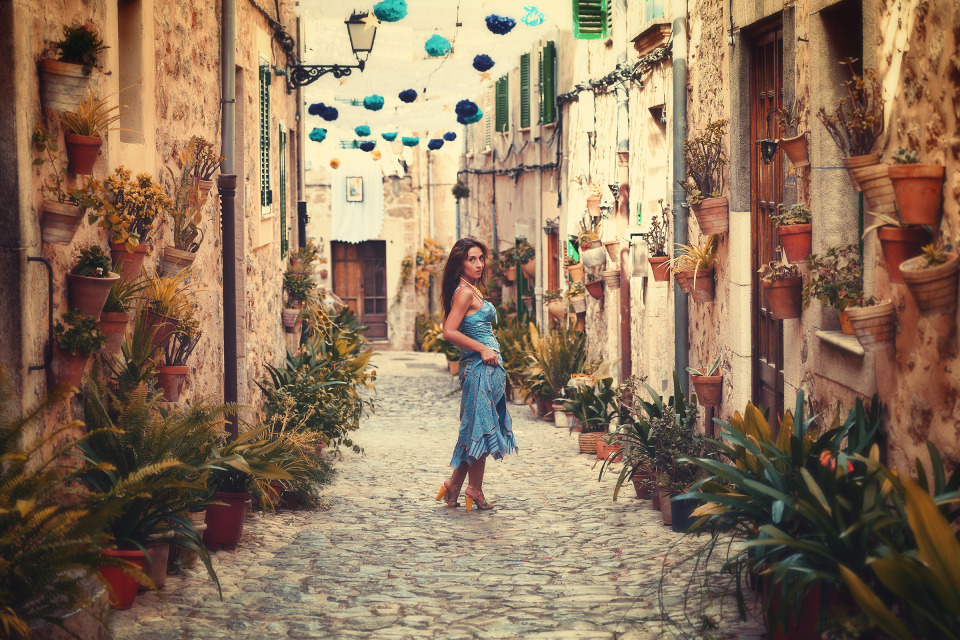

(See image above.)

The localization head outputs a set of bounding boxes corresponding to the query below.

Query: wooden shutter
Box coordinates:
[573,0,611,40]
[484,91,492,148]
[495,75,509,133]
[520,53,531,128]
[540,42,557,125]
[279,124,287,256]
[259,64,272,208]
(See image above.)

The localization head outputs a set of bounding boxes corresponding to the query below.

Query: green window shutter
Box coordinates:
[520,53,531,128]
[259,65,272,208]
[495,75,509,133]
[540,42,556,125]
[484,92,492,147]
[279,125,287,257]
[573,0,611,40]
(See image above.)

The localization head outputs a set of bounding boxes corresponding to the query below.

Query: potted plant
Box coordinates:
[602,266,620,289]
[678,119,729,235]
[67,244,120,322]
[758,255,803,320]
[562,375,617,454]
[191,137,225,201]
[603,238,622,263]
[651,402,705,531]
[844,296,896,352]
[162,138,209,275]
[32,125,101,244]
[282,270,315,332]
[500,247,517,282]
[774,105,808,169]
[99,275,145,353]
[289,242,319,275]
[887,147,944,227]
[578,219,606,269]
[899,243,959,317]
[39,23,108,112]
[687,355,722,407]
[519,325,586,421]
[584,183,602,218]
[141,270,202,350]
[516,238,536,280]
[567,281,586,314]
[51,309,106,388]
[59,92,125,174]
[802,244,863,334]
[543,289,567,320]
[585,271,604,300]
[771,202,812,263]
[158,313,200,402]
[645,200,671,282]
[565,255,584,283]
[670,235,719,303]
[89,167,171,280]
[817,58,885,192]
[862,211,930,284]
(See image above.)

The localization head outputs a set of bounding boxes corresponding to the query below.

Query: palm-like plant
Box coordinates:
[520,324,586,403]
[60,93,126,137]
[669,234,719,275]
[493,314,533,389]
[562,376,618,434]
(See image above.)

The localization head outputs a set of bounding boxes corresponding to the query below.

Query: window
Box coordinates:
[539,42,557,125]
[117,0,143,143]
[520,53,531,128]
[279,124,287,257]
[259,63,272,213]
[643,0,666,22]
[495,75,509,132]
[573,0,612,40]
[484,91,492,148]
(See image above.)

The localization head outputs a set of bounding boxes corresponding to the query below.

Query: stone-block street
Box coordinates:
[111,352,765,639]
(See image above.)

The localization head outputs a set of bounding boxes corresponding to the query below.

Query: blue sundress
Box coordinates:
[450,290,518,468]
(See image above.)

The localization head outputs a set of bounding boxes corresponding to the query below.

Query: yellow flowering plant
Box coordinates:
[88,166,171,251]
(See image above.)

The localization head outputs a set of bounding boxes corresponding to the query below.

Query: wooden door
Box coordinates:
[750,26,784,424]
[331,241,388,340]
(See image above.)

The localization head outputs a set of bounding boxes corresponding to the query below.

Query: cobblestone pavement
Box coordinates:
[112,351,765,639]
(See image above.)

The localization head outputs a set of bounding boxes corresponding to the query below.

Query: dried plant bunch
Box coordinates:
[678,118,728,205]
[774,105,802,138]
[645,199,670,256]
[771,202,812,227]
[60,92,127,137]
[669,234,719,274]
[164,139,206,252]
[759,256,802,283]
[577,216,602,245]
[816,58,884,157]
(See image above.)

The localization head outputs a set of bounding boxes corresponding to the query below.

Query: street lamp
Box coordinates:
[289,12,377,87]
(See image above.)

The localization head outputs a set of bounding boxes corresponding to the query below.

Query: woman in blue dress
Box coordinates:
[434,238,517,511]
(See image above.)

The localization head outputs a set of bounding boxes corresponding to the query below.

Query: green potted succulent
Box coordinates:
[158,313,201,402]
[669,235,719,303]
[801,244,864,333]
[686,355,722,407]
[67,245,120,322]
[567,281,586,315]
[32,125,102,244]
[899,243,959,317]
[282,270,316,332]
[678,119,729,235]
[887,147,944,228]
[645,200,671,282]
[99,275,147,354]
[51,309,106,389]
[771,203,812,263]
[758,256,803,320]
[562,375,617,454]
[59,92,125,174]
[39,23,108,112]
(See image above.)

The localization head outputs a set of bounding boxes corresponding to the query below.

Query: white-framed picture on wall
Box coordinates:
[346,176,363,202]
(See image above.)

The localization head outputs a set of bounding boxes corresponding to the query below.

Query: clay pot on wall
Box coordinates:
[648,256,670,282]
[547,299,567,319]
[586,195,602,218]
[41,200,85,244]
[877,226,930,284]
[603,240,622,262]
[194,177,214,199]
[99,549,147,609]
[505,267,517,282]
[779,133,809,168]
[64,132,102,175]
[67,271,120,322]
[162,247,196,277]
[675,268,715,303]
[585,279,604,300]
[99,311,131,353]
[777,224,812,263]
[849,164,896,214]
[845,299,895,352]
[50,345,90,389]
[581,245,607,270]
[899,253,960,317]
[602,269,620,289]
[841,152,880,192]
[569,295,586,314]
[566,262,584,283]
[690,374,722,407]
[887,164,944,227]
[761,276,803,320]
[281,307,301,333]
[632,470,654,499]
[156,365,188,402]
[110,243,149,282]
[691,197,729,235]
[521,257,536,280]
[39,58,92,112]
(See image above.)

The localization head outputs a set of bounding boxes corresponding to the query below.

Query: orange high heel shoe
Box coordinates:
[464,486,493,511]
[435,480,460,507]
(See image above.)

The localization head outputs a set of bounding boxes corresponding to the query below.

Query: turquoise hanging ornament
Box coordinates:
[381,132,398,141]
[521,6,545,26]
[424,34,452,57]
[363,95,385,111]
[355,125,371,137]
[373,0,407,22]
[401,136,420,147]
[308,128,327,143]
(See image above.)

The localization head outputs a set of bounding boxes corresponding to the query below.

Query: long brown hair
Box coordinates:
[440,237,489,319]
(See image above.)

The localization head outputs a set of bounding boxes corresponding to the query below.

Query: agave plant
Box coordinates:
[520,324,586,403]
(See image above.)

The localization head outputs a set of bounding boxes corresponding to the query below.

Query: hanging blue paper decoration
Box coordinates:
[373,0,407,22]
[427,139,444,150]
[355,125,371,137]
[485,15,516,35]
[455,99,483,125]
[381,132,398,141]
[398,89,418,103]
[443,132,457,141]
[321,106,338,121]
[424,34,452,57]
[308,128,327,143]
[521,6,544,26]
[363,95,385,111]
[472,54,494,72]
[307,102,326,116]
[359,141,376,152]
[401,136,420,147]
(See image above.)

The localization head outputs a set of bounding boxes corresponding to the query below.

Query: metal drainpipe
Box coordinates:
[671,0,689,397]
[220,0,239,437]
[427,149,435,239]
[534,149,544,329]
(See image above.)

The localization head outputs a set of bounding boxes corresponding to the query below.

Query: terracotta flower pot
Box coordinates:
[142,541,170,591]
[99,548,147,610]
[779,133,809,168]
[203,492,251,551]
[845,299,895,352]
[447,359,459,376]
[537,396,554,422]
[765,582,823,640]
[762,276,803,320]
[691,197,729,235]
[99,311,132,353]
[658,489,673,526]
[570,295,586,314]
[778,224,812,263]
[281,307,301,332]
[602,269,620,289]
[586,195,601,218]
[675,268,715,303]
[877,225,930,284]
[110,243,149,282]
[578,431,602,454]
[850,164,896,214]
[144,309,178,350]
[888,164,944,227]
[842,152,880,192]
[195,177,214,197]
[162,246,196,277]
[691,374,722,407]
[566,262,584,283]
[651,486,661,511]
[50,344,90,389]
[156,364,188,402]
[67,271,120,322]
[64,132,102,175]
[521,258,536,280]
[648,256,670,282]
[40,200,85,244]
[603,240,622,262]
[632,471,654,499]
[585,280,604,300]
[596,438,622,461]
[547,299,567,319]
[836,310,854,334]
[39,58,92,112]
[505,267,517,282]
[899,253,960,317]
[581,246,607,269]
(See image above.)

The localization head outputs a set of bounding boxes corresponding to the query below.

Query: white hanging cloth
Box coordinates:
[330,151,385,243]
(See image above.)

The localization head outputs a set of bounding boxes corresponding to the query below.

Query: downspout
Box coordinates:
[427,148,435,239]
[220,0,239,437]
[671,0,689,396]
[534,150,544,329]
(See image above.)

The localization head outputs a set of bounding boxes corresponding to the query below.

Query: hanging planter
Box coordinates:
[40,200,85,244]
[156,364,188,402]
[690,374,722,406]
[581,244,607,269]
[585,279,604,300]
[888,163,944,227]
[779,133,809,168]
[162,246,196,277]
[51,344,91,388]
[67,271,120,322]
[110,243,149,282]
[99,549,147,610]
[447,359,459,376]
[39,58,92,112]
[778,224,812,263]
[761,276,803,320]
[195,177,215,199]
[603,240,622,262]
[570,294,587,314]
[602,269,620,289]
[64,132,102,175]
[521,257,536,280]
[877,225,930,285]
[899,252,960,317]
[203,492,251,551]
[845,299,896,352]
[850,164,896,214]
[566,262,584,283]
[281,306,301,333]
[586,194,602,218]
[99,311,131,353]
[648,256,670,282]
[675,268,715,303]
[547,299,567,320]
[691,197,729,235]
[841,152,880,192]
[505,267,517,282]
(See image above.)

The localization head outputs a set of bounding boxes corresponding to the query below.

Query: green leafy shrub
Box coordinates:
[71,244,112,277]
[54,310,106,354]
[283,271,315,305]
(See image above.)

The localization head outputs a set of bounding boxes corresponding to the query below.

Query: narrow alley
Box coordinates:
[110,351,764,640]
